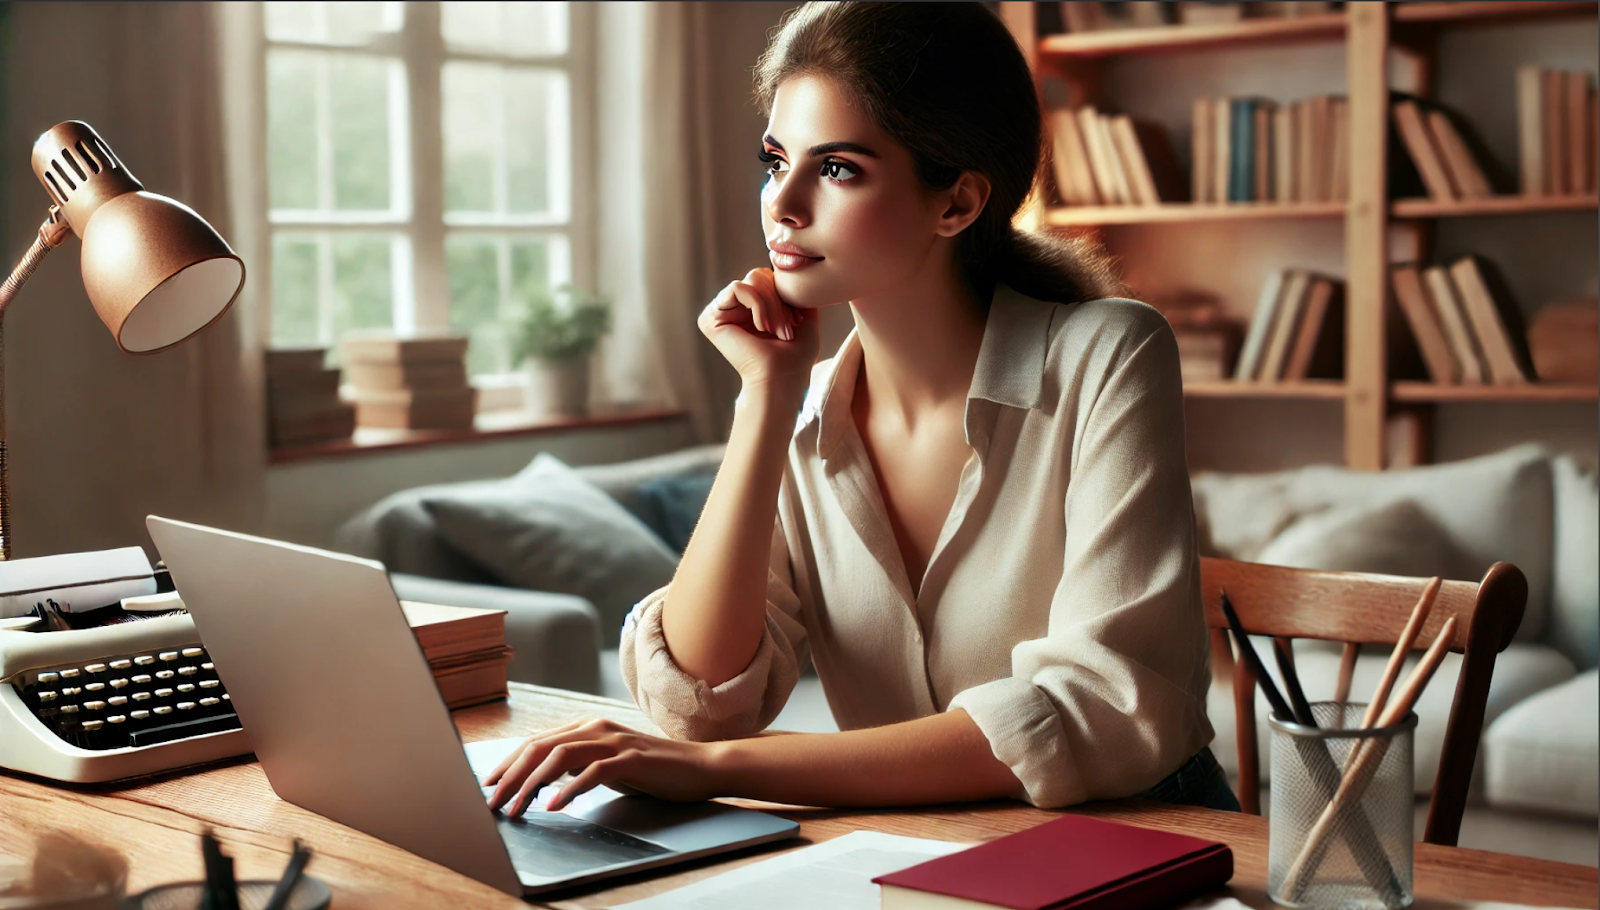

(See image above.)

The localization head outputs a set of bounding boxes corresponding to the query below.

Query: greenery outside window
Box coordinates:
[262,0,595,382]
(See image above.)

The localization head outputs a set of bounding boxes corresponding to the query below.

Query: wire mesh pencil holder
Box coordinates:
[1268,702,1416,910]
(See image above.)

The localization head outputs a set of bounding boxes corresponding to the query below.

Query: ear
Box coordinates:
[933,171,992,238]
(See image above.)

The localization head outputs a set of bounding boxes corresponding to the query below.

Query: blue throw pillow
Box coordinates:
[634,473,717,554]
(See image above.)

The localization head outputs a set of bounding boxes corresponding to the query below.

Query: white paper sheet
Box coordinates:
[0,547,155,618]
[611,829,969,910]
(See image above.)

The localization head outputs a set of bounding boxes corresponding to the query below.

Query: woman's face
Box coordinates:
[759,74,947,309]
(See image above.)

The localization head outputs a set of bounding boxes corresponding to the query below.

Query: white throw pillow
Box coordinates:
[1254,499,1474,581]
[1548,456,1599,671]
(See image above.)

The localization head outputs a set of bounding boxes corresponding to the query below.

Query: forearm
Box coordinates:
[710,709,1023,807]
[661,382,805,687]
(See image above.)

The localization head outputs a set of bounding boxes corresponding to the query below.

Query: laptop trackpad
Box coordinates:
[496,811,672,878]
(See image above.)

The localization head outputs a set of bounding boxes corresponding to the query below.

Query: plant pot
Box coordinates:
[526,355,590,418]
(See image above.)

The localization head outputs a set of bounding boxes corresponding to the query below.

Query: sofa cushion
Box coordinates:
[1483,670,1599,818]
[333,480,504,584]
[633,473,717,554]
[423,454,679,637]
[1193,444,1555,641]
[1255,499,1474,582]
[1547,456,1599,671]
[571,444,725,538]
[1208,641,1577,795]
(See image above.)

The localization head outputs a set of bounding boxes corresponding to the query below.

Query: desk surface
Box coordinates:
[2,683,1595,910]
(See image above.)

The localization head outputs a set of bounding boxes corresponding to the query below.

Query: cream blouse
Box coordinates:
[619,285,1214,809]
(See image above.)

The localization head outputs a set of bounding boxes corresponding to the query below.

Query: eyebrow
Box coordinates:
[763,135,880,160]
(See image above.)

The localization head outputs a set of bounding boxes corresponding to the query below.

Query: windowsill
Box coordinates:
[268,407,688,465]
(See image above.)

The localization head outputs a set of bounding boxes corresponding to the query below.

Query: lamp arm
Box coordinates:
[0,207,73,560]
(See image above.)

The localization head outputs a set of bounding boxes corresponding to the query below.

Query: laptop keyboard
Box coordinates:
[495,809,671,878]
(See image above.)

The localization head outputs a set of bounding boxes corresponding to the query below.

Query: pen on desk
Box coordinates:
[1272,637,1316,727]
[263,839,313,910]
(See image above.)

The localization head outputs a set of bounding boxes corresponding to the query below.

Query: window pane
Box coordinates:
[270,231,401,350]
[268,50,401,215]
[442,63,497,214]
[505,69,564,215]
[446,233,569,375]
[442,1,567,56]
[271,234,320,346]
[267,50,319,211]
[442,63,566,219]
[265,1,402,45]
[329,55,395,211]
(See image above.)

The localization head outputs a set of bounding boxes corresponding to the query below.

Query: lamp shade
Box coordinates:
[31,121,244,353]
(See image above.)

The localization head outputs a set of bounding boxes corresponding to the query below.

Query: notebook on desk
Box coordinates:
[146,515,799,897]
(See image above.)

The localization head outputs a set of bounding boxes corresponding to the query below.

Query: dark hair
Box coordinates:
[754,2,1125,305]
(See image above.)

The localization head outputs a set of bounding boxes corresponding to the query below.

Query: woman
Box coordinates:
[485,2,1236,817]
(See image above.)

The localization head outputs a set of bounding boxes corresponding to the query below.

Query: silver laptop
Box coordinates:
[146,515,799,897]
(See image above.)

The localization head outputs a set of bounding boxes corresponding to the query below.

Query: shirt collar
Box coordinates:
[805,284,1056,460]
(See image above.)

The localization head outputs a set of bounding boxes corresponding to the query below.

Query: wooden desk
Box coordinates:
[2,684,1594,910]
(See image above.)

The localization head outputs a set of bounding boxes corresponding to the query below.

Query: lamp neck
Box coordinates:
[0,208,72,322]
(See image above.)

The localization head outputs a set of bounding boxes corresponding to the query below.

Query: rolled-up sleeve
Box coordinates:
[948,314,1213,808]
[619,516,808,742]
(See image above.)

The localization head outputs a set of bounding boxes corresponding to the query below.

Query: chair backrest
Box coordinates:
[1200,556,1527,847]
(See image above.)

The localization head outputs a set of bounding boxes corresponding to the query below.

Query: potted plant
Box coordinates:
[512,284,612,417]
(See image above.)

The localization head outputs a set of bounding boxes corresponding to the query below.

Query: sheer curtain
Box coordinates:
[1,1,263,558]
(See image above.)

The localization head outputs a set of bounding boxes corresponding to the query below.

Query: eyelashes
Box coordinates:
[758,149,858,184]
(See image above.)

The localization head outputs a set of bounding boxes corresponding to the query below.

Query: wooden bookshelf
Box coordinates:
[1038,13,1346,59]
[1391,383,1599,404]
[1392,195,1600,218]
[1184,380,1346,400]
[1004,1,1599,470]
[1391,1,1598,27]
[1045,202,1344,227]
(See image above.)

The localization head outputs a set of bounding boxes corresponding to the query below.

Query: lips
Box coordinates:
[768,239,823,272]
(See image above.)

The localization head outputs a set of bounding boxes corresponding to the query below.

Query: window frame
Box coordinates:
[258,0,598,367]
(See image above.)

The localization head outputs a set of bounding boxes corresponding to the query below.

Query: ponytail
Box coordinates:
[985,227,1128,307]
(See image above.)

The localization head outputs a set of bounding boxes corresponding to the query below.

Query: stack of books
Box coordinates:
[340,333,477,431]
[265,348,355,447]
[1392,97,1494,201]
[402,601,513,710]
[1516,67,1598,197]
[1050,106,1184,206]
[1149,292,1243,382]
[1053,1,1335,32]
[1234,269,1344,382]
[1192,95,1349,204]
[1390,256,1536,386]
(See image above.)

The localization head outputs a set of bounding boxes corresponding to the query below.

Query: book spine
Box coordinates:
[1073,848,1235,910]
[1518,66,1546,195]
[1193,97,1213,204]
[1229,98,1254,203]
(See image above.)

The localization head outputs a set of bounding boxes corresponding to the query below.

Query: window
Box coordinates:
[262,0,594,377]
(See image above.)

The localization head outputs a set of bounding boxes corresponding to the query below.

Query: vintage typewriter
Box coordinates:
[0,548,249,783]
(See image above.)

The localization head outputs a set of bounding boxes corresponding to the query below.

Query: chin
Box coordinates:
[773,271,850,310]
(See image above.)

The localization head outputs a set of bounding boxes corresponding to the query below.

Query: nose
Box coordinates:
[762,170,810,229]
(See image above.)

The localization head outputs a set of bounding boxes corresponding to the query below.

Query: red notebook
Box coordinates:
[873,814,1233,910]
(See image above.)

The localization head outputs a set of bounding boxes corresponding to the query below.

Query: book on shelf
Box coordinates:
[1155,293,1242,381]
[873,812,1233,910]
[340,332,471,366]
[265,347,328,377]
[1191,94,1345,205]
[1076,106,1126,205]
[401,601,512,710]
[1394,100,1459,201]
[1526,299,1599,384]
[263,347,354,446]
[1423,264,1487,385]
[1110,115,1186,204]
[351,387,479,431]
[1053,107,1180,207]
[1274,103,1295,203]
[1284,276,1343,381]
[269,403,357,447]
[1050,110,1100,206]
[1449,255,1534,385]
[267,367,341,400]
[1259,269,1312,381]
[1391,263,1461,384]
[1518,66,1597,196]
[1192,98,1214,203]
[343,359,471,393]
[1426,108,1494,198]
[1234,270,1285,380]
[1330,97,1350,202]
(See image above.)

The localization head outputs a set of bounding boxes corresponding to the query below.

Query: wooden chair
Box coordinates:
[1200,556,1527,847]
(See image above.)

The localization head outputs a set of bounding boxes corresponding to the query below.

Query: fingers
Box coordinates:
[509,740,614,817]
[699,271,800,342]
[485,719,623,808]
[481,718,589,787]
[547,756,629,813]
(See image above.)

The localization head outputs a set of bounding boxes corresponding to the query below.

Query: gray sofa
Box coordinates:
[336,442,1598,863]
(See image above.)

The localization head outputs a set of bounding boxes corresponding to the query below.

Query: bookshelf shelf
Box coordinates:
[1391,1,1598,27]
[1038,13,1347,59]
[1390,382,1599,403]
[1044,202,1344,227]
[1183,380,1346,400]
[1391,194,1600,218]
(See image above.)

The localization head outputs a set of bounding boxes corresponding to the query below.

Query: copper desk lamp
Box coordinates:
[0,120,246,559]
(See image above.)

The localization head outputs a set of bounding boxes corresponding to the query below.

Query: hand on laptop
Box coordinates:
[482,717,722,818]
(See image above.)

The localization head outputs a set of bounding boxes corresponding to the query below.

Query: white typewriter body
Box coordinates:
[0,556,251,783]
